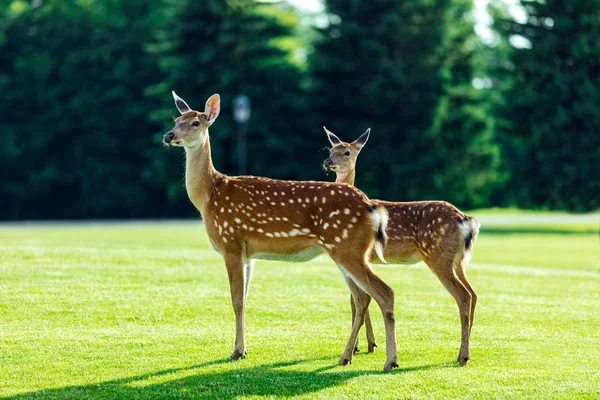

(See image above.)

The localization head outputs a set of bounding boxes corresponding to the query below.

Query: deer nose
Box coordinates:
[163,131,174,143]
[323,158,333,167]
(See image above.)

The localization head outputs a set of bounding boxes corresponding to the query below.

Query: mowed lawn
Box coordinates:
[0,212,598,399]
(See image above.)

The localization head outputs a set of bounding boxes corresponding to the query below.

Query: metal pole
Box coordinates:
[238,122,248,175]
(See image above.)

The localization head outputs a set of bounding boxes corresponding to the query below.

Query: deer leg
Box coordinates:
[350,291,377,353]
[339,261,398,372]
[243,259,255,303]
[349,293,360,353]
[455,260,477,331]
[338,272,371,366]
[364,307,377,352]
[224,252,247,361]
[427,258,473,366]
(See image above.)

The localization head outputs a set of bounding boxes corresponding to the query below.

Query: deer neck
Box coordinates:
[184,135,221,215]
[335,169,356,186]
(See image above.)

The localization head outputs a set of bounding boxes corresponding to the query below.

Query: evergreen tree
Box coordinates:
[309,0,504,208]
[147,0,310,212]
[0,0,166,219]
[490,0,600,211]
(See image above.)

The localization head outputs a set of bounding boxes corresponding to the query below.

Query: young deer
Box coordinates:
[323,127,480,366]
[162,92,399,371]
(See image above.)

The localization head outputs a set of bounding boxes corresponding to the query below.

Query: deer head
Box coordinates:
[322,127,370,173]
[163,91,221,148]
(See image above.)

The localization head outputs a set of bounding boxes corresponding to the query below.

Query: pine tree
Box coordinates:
[147,0,309,211]
[490,0,600,211]
[309,0,503,208]
[0,0,166,219]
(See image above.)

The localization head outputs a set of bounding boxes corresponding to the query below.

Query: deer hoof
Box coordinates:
[230,350,246,360]
[368,343,378,353]
[458,356,470,366]
[353,346,360,354]
[338,358,352,366]
[383,361,398,372]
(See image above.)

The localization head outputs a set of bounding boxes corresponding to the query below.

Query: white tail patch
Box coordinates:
[370,206,389,263]
[459,218,480,266]
[459,219,471,240]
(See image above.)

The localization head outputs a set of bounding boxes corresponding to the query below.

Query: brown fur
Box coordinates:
[163,93,399,371]
[323,127,480,365]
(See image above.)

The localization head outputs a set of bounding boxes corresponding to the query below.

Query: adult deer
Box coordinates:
[322,127,480,366]
[162,92,399,371]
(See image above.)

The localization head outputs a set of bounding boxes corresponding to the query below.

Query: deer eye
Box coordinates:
[344,151,351,156]
[192,121,200,127]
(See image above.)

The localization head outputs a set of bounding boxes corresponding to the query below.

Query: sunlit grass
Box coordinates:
[0,215,598,399]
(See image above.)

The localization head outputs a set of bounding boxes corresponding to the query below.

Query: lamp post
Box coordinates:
[233,95,251,175]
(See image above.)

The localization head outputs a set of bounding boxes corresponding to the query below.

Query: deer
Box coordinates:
[322,127,480,366]
[161,92,400,371]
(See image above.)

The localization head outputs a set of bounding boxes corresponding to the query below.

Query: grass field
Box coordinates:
[0,212,598,399]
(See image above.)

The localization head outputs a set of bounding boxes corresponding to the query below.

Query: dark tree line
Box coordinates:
[0,0,597,220]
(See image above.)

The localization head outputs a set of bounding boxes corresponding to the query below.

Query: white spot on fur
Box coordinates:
[344,208,350,215]
[323,223,329,230]
[265,233,274,238]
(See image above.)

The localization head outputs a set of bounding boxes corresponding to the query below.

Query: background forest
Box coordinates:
[0,0,598,220]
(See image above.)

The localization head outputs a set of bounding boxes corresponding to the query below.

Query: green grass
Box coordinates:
[0,215,599,399]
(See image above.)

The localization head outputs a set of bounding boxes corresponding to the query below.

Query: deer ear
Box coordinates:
[323,126,342,147]
[172,91,191,115]
[352,128,370,150]
[205,94,221,124]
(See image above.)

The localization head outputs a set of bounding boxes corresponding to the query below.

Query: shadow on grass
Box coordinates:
[4,358,451,399]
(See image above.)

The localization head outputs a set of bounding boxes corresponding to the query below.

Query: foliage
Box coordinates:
[146,0,310,211]
[489,0,600,211]
[1,218,599,398]
[309,0,505,209]
[0,0,166,219]
[0,0,597,220]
